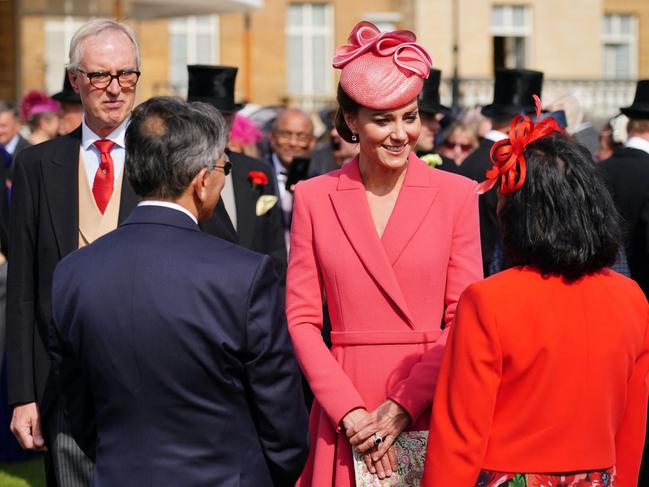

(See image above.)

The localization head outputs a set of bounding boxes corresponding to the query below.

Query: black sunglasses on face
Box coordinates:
[215,154,232,176]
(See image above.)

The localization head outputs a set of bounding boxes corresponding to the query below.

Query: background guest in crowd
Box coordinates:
[6,19,142,487]
[20,91,60,145]
[287,21,482,486]
[596,121,622,161]
[267,107,315,243]
[438,122,479,167]
[424,122,649,487]
[600,80,649,300]
[0,102,31,162]
[51,72,84,135]
[415,68,449,157]
[49,96,309,487]
[459,68,544,276]
[187,64,287,284]
[599,80,649,484]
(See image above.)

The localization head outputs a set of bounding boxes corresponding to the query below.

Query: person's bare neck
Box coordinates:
[86,119,121,139]
[358,156,407,197]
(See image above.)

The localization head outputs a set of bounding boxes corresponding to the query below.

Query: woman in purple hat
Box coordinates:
[286,21,482,486]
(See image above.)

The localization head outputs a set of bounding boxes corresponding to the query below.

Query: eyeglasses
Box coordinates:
[443,141,473,152]
[77,69,141,89]
[275,130,312,144]
[214,154,232,176]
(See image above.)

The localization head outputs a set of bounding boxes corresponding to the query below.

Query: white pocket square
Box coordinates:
[256,195,278,216]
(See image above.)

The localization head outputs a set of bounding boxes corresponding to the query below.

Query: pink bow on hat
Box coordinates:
[333,21,432,78]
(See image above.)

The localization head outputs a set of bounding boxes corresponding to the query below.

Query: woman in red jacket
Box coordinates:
[423,107,649,487]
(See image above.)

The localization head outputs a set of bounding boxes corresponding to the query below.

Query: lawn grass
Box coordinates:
[0,458,45,487]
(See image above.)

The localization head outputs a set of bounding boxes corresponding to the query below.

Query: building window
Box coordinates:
[44,17,87,94]
[169,15,219,96]
[490,5,531,71]
[286,3,333,104]
[602,14,637,79]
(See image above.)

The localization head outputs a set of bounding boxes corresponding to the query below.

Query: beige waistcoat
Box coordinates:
[78,150,123,249]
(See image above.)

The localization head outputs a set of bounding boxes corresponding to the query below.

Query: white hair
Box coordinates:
[67,18,141,71]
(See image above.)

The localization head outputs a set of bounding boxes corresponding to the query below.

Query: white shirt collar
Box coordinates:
[81,114,129,150]
[272,152,287,176]
[625,136,649,155]
[137,201,198,224]
[484,130,508,143]
[5,134,20,154]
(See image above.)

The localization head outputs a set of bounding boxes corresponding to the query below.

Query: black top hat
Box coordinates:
[481,68,544,118]
[418,69,449,115]
[187,65,244,113]
[620,80,649,119]
[51,72,81,104]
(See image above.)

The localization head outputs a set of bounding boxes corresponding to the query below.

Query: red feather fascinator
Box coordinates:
[476,95,564,195]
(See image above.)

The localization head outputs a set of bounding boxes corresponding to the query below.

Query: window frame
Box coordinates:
[285,3,334,98]
[602,13,638,79]
[168,15,220,96]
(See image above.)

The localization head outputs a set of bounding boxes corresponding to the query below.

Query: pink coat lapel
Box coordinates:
[329,156,438,328]
[381,153,439,265]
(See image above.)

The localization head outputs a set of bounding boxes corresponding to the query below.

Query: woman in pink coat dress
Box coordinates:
[286,21,483,486]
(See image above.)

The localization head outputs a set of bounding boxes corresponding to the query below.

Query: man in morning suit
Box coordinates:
[49,96,309,487]
[186,65,287,283]
[458,68,543,276]
[6,19,142,486]
[600,80,649,300]
[599,80,649,485]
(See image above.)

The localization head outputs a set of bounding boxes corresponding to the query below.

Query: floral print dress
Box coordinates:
[476,467,615,487]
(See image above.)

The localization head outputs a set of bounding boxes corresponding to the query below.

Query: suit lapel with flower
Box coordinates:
[329,153,438,328]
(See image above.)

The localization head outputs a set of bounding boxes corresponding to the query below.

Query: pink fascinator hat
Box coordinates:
[20,90,60,122]
[333,21,433,110]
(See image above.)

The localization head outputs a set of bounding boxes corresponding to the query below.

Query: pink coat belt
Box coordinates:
[330,329,443,346]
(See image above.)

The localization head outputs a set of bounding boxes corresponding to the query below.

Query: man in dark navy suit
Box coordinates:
[49,97,309,487]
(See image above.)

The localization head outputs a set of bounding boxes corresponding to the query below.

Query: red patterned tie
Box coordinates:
[92,139,115,214]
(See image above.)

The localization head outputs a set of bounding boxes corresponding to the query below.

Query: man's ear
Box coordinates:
[192,167,211,204]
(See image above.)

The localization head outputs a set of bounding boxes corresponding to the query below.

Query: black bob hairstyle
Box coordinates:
[499,133,621,281]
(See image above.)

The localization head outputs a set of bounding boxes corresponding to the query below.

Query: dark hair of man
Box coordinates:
[499,133,621,281]
[126,96,227,199]
[334,84,361,143]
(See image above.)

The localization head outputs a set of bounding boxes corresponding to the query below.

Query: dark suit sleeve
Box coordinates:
[243,255,309,485]
[49,264,97,459]
[6,153,38,404]
[260,168,288,293]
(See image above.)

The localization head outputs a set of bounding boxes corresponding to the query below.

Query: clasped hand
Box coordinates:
[341,399,410,479]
